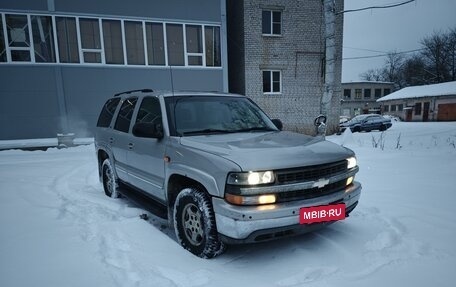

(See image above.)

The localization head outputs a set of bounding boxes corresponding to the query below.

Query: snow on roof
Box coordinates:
[377,81,456,102]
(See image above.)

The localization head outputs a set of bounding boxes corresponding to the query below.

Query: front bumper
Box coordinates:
[213,181,361,243]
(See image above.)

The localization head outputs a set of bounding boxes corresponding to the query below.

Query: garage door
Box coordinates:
[437,103,456,121]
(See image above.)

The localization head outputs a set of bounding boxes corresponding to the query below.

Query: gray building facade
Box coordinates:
[227,0,344,134]
[0,0,228,139]
[341,81,394,118]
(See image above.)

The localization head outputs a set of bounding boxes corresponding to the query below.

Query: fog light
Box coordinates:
[225,193,276,205]
[258,194,276,204]
[346,176,354,186]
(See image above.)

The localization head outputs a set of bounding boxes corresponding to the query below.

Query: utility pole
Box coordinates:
[319,0,336,130]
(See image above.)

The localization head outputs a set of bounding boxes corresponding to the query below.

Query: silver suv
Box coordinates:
[95,89,362,258]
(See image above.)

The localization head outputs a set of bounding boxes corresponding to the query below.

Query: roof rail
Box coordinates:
[114,89,153,97]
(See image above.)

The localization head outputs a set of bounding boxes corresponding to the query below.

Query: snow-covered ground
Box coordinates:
[1,122,456,287]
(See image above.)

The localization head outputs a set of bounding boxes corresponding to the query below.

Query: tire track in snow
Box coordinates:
[346,206,441,280]
[47,159,151,287]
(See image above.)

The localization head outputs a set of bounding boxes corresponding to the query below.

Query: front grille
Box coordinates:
[276,180,347,203]
[276,160,347,184]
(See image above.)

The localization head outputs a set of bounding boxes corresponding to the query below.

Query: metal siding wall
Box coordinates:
[54,0,221,22]
[0,0,226,139]
[0,66,61,139]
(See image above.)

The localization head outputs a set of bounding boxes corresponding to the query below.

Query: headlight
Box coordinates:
[227,171,275,185]
[225,193,276,205]
[347,157,357,169]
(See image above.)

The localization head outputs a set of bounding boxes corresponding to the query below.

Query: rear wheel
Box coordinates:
[173,187,225,258]
[101,159,120,198]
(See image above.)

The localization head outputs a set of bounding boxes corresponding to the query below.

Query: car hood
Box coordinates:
[179,131,354,171]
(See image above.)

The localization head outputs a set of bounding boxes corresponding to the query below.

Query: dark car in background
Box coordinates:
[339,114,392,133]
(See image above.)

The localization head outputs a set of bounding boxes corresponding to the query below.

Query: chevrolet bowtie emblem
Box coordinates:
[313,178,329,189]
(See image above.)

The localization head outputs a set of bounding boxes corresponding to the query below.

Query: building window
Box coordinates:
[398,104,403,111]
[125,21,145,65]
[343,89,351,99]
[415,102,422,115]
[384,105,389,112]
[262,10,281,35]
[263,70,281,94]
[145,22,165,65]
[384,88,391,96]
[166,23,184,66]
[56,17,80,63]
[5,14,31,62]
[391,105,397,112]
[355,89,362,99]
[79,18,102,63]
[364,89,371,99]
[185,25,203,66]
[354,108,361,116]
[102,19,124,64]
[31,15,56,63]
[205,26,221,67]
[0,15,5,62]
[375,88,382,98]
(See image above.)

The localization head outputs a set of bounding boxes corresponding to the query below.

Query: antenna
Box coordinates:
[169,65,175,96]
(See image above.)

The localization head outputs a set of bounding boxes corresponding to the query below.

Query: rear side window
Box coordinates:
[97,98,121,127]
[114,97,138,133]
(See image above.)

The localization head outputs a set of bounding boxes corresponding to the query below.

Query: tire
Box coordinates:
[353,126,361,133]
[173,187,225,258]
[379,125,386,131]
[101,159,120,198]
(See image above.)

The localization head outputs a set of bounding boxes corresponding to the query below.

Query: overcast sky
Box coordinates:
[342,0,456,83]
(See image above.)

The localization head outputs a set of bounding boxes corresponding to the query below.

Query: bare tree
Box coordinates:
[381,51,405,88]
[421,31,451,83]
[360,68,384,81]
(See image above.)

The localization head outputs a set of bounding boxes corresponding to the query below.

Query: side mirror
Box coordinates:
[271,119,283,131]
[132,122,164,139]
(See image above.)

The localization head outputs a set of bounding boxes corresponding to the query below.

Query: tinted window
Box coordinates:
[114,98,138,133]
[166,24,184,66]
[97,98,121,127]
[136,97,162,124]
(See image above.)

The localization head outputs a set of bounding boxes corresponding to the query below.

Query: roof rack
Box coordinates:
[114,89,153,97]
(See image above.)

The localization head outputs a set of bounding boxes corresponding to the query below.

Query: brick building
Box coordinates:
[227,0,344,134]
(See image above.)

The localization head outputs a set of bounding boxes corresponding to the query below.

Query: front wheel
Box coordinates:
[173,188,225,258]
[101,159,120,198]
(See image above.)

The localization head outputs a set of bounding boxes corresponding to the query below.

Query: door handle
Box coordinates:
[128,143,134,149]
[109,137,114,144]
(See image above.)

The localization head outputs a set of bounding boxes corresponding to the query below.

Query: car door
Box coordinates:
[127,96,166,202]
[111,97,138,182]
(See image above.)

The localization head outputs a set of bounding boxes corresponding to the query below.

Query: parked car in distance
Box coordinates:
[339,114,392,133]
[94,89,362,258]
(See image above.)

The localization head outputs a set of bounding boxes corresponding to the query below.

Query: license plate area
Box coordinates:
[299,203,346,224]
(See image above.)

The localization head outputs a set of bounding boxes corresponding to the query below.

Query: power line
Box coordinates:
[343,48,424,60]
[337,0,416,15]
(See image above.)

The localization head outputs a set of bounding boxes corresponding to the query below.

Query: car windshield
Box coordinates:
[348,114,370,124]
[165,96,278,136]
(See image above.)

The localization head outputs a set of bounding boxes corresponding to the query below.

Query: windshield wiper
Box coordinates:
[182,129,234,136]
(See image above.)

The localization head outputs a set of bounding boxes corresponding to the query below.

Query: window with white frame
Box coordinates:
[166,23,184,66]
[262,10,281,36]
[185,25,203,66]
[204,26,221,67]
[79,18,102,63]
[56,16,79,63]
[125,21,145,65]
[31,15,56,63]
[145,22,165,65]
[5,14,32,61]
[102,19,124,64]
[263,70,281,94]
[0,12,222,68]
[0,15,7,62]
